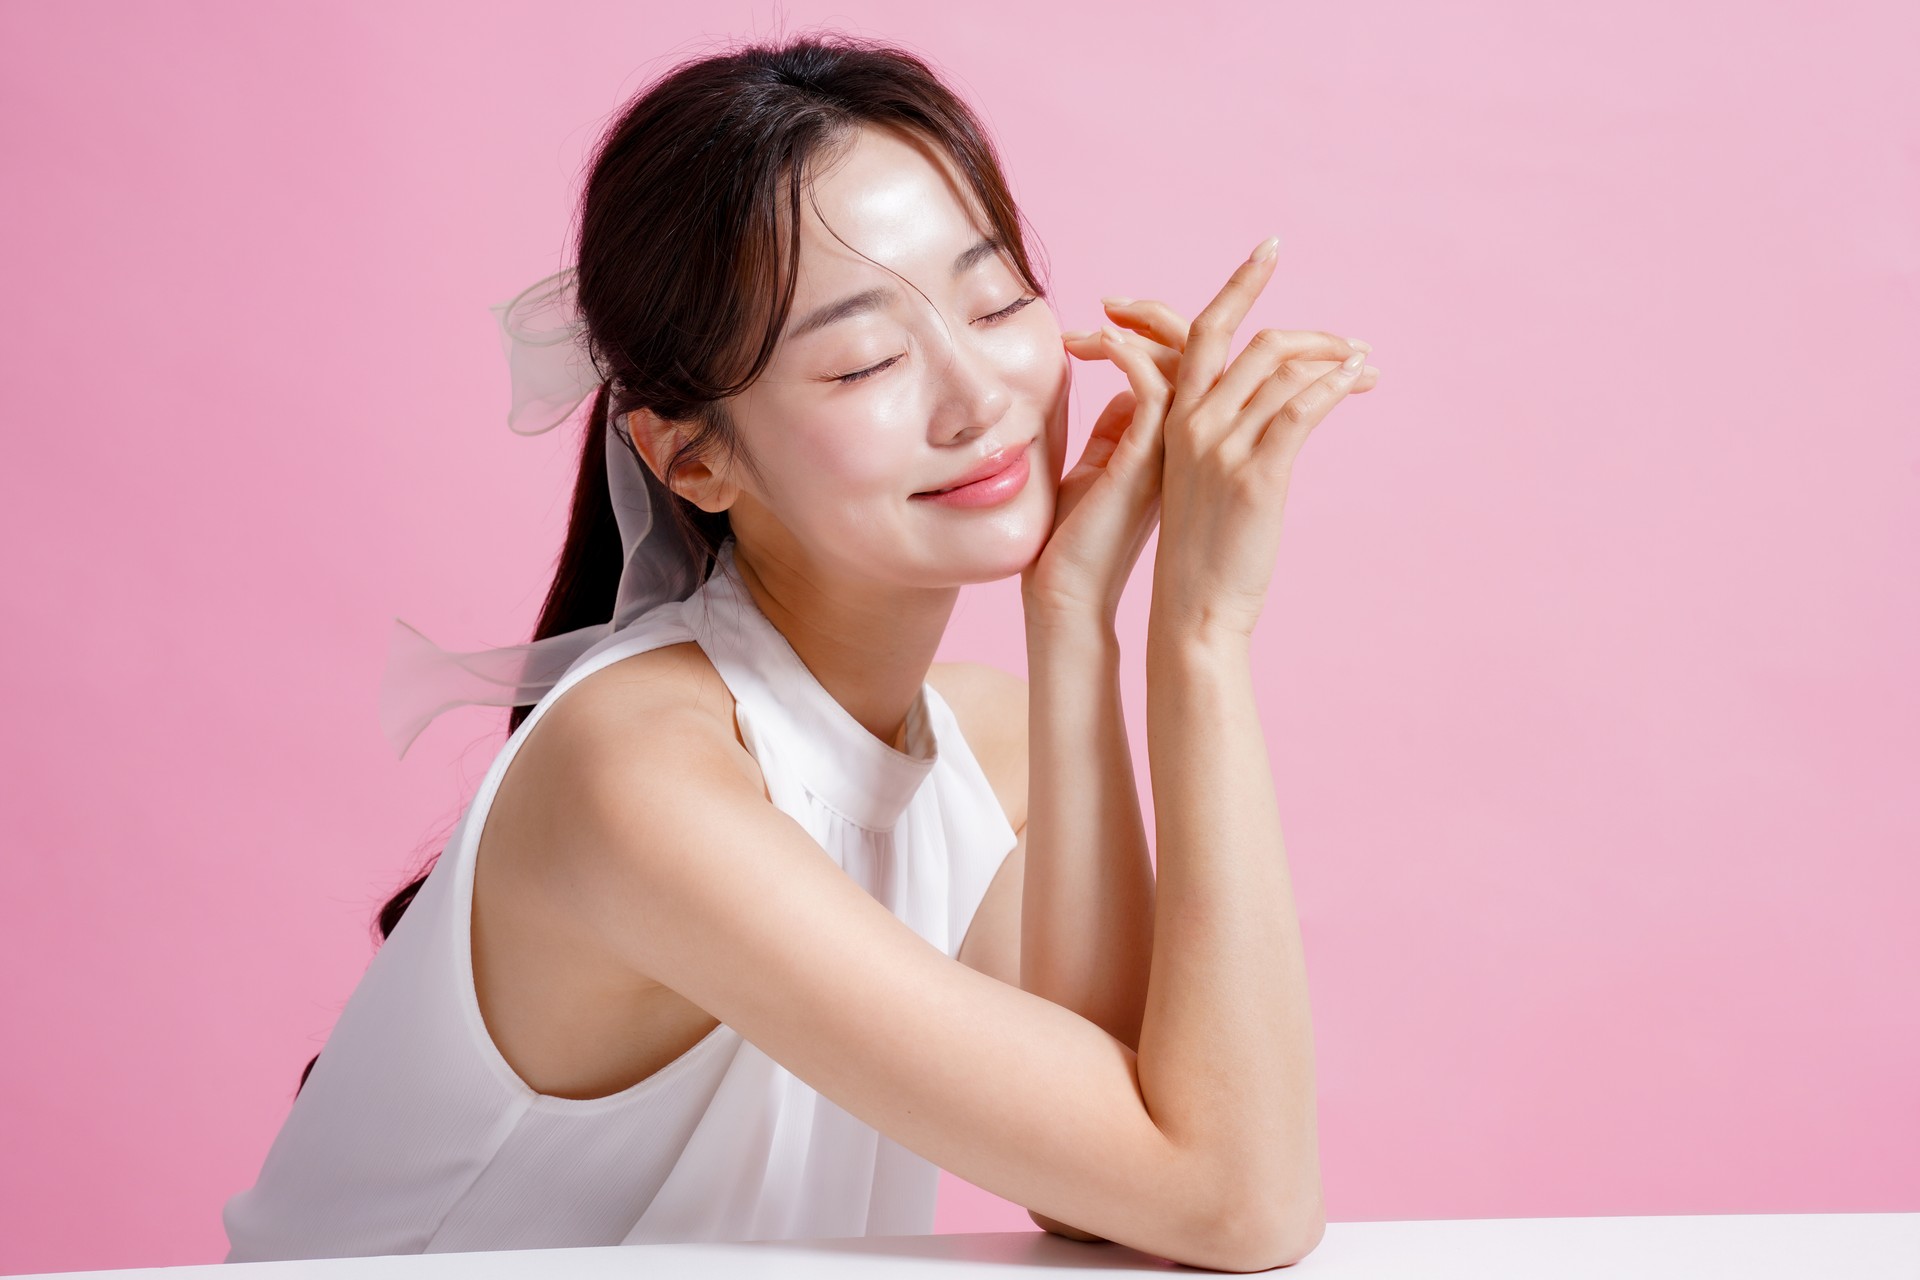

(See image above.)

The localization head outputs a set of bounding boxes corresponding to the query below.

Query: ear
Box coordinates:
[624,407,741,515]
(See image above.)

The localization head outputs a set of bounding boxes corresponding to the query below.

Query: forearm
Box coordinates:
[1020,609,1157,1052]
[1134,621,1323,1223]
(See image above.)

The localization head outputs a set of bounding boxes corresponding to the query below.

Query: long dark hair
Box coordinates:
[296,30,1050,1095]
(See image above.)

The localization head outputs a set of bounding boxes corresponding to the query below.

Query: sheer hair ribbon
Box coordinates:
[377,267,705,759]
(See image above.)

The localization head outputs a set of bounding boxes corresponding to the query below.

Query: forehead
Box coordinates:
[783,124,990,286]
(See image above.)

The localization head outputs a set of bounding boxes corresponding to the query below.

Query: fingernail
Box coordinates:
[1060,329,1095,341]
[1100,324,1127,344]
[1248,235,1279,263]
[1339,351,1365,373]
[1349,339,1372,353]
[1102,296,1133,308]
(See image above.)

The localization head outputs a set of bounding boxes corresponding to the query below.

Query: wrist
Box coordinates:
[1146,606,1251,670]
[1022,588,1120,646]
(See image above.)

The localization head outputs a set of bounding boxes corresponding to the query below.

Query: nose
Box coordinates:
[927,324,1012,446]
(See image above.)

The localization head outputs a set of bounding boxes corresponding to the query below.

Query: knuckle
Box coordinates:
[1247,326,1287,350]
[1280,394,1316,426]
[1187,406,1225,438]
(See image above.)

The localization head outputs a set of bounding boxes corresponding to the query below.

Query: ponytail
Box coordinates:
[300,385,639,1096]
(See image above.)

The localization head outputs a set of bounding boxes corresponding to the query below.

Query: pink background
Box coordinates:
[3,1,1916,1273]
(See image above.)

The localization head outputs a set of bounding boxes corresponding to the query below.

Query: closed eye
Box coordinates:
[832,295,1040,385]
[979,294,1038,325]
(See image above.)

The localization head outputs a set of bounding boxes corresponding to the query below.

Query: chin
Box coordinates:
[951,506,1055,586]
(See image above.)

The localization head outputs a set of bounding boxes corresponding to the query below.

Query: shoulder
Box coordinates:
[471,640,773,995]
[926,661,1028,832]
[518,640,766,805]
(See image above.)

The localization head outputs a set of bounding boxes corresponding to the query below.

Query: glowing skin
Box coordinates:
[727,125,1065,585]
[629,122,1069,748]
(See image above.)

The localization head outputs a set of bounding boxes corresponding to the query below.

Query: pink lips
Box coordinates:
[912,441,1033,509]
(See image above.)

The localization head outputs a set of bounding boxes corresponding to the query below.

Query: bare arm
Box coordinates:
[546,683,1269,1270]
[1019,613,1156,1053]
[1138,623,1323,1249]
[1026,240,1374,1261]
[1020,614,1323,1258]
[1014,615,1156,1248]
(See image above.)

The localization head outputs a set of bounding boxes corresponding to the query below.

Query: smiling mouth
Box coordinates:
[914,440,1032,495]
[909,441,1035,510]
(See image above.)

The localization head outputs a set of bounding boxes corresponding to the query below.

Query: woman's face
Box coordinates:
[707,124,1069,590]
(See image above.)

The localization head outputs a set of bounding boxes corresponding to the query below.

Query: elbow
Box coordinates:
[1031,1147,1323,1271]
[1263,1206,1326,1269]
[1186,1183,1326,1273]
[1030,1199,1318,1272]
[1027,1207,1107,1243]
[1200,1211,1324,1273]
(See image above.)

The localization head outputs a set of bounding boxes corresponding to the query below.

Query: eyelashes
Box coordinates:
[832,295,1040,385]
[975,293,1039,328]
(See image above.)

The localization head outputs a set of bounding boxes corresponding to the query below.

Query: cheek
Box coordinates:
[1009,335,1072,476]
[996,323,1064,390]
[995,323,1072,452]
[1045,376,1071,480]
[768,412,913,508]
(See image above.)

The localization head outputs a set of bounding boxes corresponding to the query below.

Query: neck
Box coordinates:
[728,536,958,752]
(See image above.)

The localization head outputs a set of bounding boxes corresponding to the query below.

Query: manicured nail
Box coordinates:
[1102,296,1133,308]
[1339,351,1365,373]
[1100,324,1127,343]
[1349,339,1372,353]
[1060,329,1095,341]
[1248,234,1279,263]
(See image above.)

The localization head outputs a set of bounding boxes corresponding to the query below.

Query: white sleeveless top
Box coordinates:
[222,538,1020,1261]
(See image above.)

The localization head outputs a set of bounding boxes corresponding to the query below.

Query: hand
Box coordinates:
[1024,265,1378,629]
[1065,295,1377,403]
[1019,311,1186,626]
[1141,237,1379,641]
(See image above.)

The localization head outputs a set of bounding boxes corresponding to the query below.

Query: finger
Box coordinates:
[1210,330,1374,416]
[1177,235,1282,406]
[1106,300,1372,376]
[1244,352,1371,472]
[1076,388,1137,473]
[1096,325,1173,465]
[1272,355,1382,394]
[1065,326,1179,363]
[1062,328,1181,385]
[1102,298,1191,353]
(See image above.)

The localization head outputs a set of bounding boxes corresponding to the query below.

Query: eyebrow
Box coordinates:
[784,235,1006,342]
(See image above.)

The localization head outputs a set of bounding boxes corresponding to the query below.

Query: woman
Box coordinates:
[223,31,1377,1270]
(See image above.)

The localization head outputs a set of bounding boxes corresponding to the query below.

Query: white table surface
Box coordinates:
[21,1214,1917,1278]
